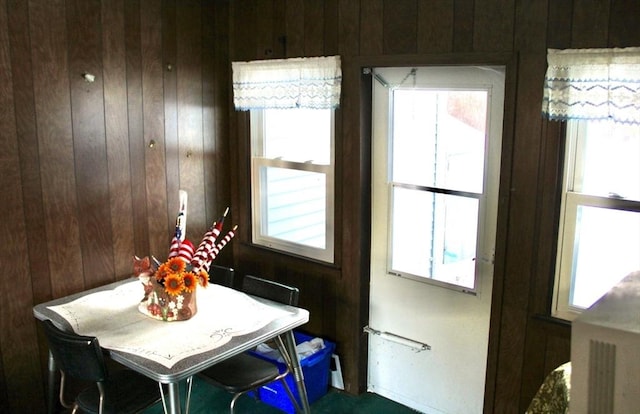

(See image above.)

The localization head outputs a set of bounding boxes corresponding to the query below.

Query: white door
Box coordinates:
[367,66,505,414]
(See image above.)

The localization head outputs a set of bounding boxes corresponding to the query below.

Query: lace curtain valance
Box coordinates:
[542,47,640,125]
[232,55,341,110]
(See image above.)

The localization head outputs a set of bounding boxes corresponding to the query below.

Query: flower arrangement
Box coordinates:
[133,191,236,321]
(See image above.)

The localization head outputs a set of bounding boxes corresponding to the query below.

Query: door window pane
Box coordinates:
[391,187,478,289]
[389,88,489,292]
[392,90,487,194]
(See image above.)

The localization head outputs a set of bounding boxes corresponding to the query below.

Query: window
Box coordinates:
[553,120,640,320]
[250,108,335,262]
[372,66,505,294]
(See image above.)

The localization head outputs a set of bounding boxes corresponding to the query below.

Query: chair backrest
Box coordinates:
[41,320,108,383]
[242,275,299,306]
[209,265,235,288]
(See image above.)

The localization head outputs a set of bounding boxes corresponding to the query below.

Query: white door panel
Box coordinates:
[368,66,505,414]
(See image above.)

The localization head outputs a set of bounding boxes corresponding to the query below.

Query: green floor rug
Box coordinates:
[144,376,418,413]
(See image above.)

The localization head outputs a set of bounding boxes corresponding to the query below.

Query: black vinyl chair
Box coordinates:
[184,264,236,413]
[197,275,301,414]
[41,319,162,414]
[208,264,235,288]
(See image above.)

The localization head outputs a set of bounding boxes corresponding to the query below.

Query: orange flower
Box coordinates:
[196,270,209,288]
[166,257,186,274]
[155,264,171,281]
[182,272,197,293]
[164,273,184,296]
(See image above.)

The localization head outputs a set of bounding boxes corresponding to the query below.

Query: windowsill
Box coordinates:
[532,313,572,328]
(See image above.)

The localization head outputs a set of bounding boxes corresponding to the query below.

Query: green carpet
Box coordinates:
[144,376,418,413]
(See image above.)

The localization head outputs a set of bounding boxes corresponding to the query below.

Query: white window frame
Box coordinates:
[371,66,504,295]
[552,120,640,321]
[250,109,335,263]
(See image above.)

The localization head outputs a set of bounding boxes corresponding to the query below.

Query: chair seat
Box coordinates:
[76,369,161,414]
[199,353,281,392]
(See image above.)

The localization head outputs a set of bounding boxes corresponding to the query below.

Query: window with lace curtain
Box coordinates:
[542,47,640,320]
[232,56,341,263]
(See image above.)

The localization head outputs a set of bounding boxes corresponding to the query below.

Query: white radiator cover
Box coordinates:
[571,270,640,414]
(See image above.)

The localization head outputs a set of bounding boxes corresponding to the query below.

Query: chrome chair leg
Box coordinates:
[159,383,168,414]
[185,376,193,414]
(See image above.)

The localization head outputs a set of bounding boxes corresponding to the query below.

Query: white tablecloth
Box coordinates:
[48,281,289,368]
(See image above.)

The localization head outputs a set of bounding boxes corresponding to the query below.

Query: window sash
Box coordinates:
[250,110,335,263]
[553,121,640,320]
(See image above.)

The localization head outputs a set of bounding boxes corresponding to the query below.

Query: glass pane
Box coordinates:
[392,89,488,193]
[570,205,640,309]
[574,121,640,201]
[262,166,326,248]
[263,108,331,164]
[391,186,478,289]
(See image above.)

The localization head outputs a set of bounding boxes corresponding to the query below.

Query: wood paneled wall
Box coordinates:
[227,1,640,413]
[0,1,230,412]
[1,0,639,412]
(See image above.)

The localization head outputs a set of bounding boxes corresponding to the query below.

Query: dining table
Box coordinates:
[33,278,311,414]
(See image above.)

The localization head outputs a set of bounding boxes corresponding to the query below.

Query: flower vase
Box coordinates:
[138,278,197,321]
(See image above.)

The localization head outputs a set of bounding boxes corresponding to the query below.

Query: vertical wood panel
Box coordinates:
[103,0,136,279]
[547,1,573,49]
[304,0,324,56]
[473,0,514,51]
[177,2,207,239]
[3,1,233,411]
[163,0,180,232]
[203,0,231,244]
[493,1,549,410]
[0,1,43,412]
[383,0,417,54]
[202,0,217,227]
[67,0,115,289]
[514,0,547,52]
[417,0,454,53]
[141,0,169,255]
[8,0,51,303]
[285,0,304,57]
[254,0,276,59]
[125,0,150,257]
[323,0,338,55]
[336,0,363,393]
[572,0,610,48]
[29,0,84,297]
[9,1,53,410]
[453,0,474,52]
[608,0,640,46]
[360,0,383,56]
[338,0,359,56]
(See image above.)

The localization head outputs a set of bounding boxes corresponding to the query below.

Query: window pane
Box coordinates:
[392,89,487,193]
[262,166,326,248]
[391,186,478,289]
[574,121,640,201]
[570,205,640,309]
[263,108,331,164]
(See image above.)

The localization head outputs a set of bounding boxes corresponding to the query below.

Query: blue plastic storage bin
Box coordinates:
[248,331,336,413]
